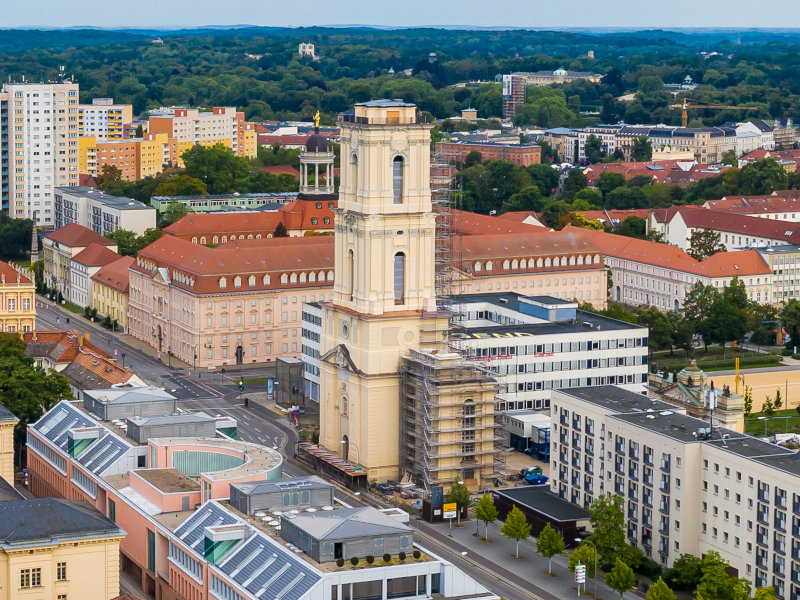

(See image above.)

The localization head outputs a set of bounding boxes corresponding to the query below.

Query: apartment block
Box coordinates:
[552,385,800,598]
[148,106,257,164]
[502,70,603,118]
[0,81,80,225]
[79,132,174,181]
[435,141,542,167]
[54,186,156,235]
[78,97,133,141]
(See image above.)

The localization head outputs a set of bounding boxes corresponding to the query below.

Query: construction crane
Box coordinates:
[668,99,746,127]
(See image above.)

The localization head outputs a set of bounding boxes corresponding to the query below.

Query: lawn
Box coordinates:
[744,408,800,437]
[243,377,267,385]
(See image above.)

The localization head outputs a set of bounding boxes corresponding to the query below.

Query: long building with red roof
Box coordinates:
[130,211,607,368]
[563,226,773,309]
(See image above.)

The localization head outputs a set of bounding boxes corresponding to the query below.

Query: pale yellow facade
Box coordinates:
[91,280,129,330]
[320,101,449,482]
[0,271,35,334]
[0,418,17,486]
[0,534,123,600]
[78,133,172,181]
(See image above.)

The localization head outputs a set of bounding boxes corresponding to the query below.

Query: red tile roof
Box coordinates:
[576,209,651,225]
[704,193,800,215]
[495,211,543,224]
[651,204,704,224]
[0,260,31,284]
[90,256,135,294]
[672,207,800,243]
[455,229,602,265]
[561,226,771,277]
[280,198,336,231]
[45,224,116,249]
[22,330,114,363]
[454,210,544,235]
[258,165,300,178]
[72,243,121,267]
[583,161,730,187]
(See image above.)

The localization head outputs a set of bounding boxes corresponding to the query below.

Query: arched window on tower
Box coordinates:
[394,252,406,305]
[393,156,404,204]
[347,250,354,301]
[351,153,359,194]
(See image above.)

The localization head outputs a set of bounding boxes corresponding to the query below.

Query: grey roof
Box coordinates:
[127,413,216,427]
[495,486,590,522]
[610,410,735,444]
[0,477,24,502]
[55,186,152,211]
[61,361,123,390]
[231,476,330,497]
[556,386,676,414]
[357,99,415,108]
[0,499,122,547]
[84,386,176,405]
[214,529,321,600]
[286,506,411,541]
[175,501,241,552]
[30,401,131,475]
[0,404,17,423]
[31,401,96,452]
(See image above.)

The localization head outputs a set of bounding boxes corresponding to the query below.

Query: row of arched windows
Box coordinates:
[192,233,273,245]
[217,271,334,290]
[473,254,601,273]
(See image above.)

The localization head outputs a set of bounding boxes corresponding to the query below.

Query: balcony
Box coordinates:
[659,502,670,515]
[757,535,769,548]
[758,511,770,526]
[644,452,654,466]
[660,482,670,494]
[759,488,770,503]
[615,443,625,454]
[756,555,768,569]
[629,468,639,480]
[660,460,671,473]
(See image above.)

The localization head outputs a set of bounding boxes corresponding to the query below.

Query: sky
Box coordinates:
[4,0,800,29]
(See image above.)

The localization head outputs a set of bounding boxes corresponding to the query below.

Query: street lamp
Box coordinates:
[575,538,598,600]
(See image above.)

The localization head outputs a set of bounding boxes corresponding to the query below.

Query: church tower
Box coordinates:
[319,100,449,481]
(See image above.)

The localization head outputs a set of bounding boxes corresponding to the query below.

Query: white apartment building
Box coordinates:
[563,125,621,163]
[1,81,80,225]
[301,301,322,402]
[54,186,156,235]
[78,97,133,141]
[552,385,800,599]
[450,294,648,413]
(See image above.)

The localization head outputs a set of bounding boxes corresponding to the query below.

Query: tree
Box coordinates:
[646,577,676,600]
[536,523,565,575]
[587,494,626,564]
[743,386,753,417]
[721,150,737,167]
[695,551,751,600]
[447,482,471,525]
[706,295,747,351]
[739,158,788,195]
[153,174,208,197]
[568,543,596,578]
[754,587,779,600]
[97,164,122,187]
[631,136,653,161]
[161,201,192,227]
[598,172,626,197]
[572,188,602,209]
[606,557,635,600]
[136,228,163,252]
[683,282,720,350]
[750,326,775,348]
[104,229,138,256]
[502,185,543,214]
[775,388,783,410]
[762,396,775,417]
[0,334,73,462]
[474,493,498,541]
[540,199,569,228]
[687,228,726,261]
[616,216,647,239]
[527,163,559,195]
[500,505,531,558]
[666,552,703,590]
[585,134,605,164]
[182,143,251,194]
[781,299,800,348]
[463,150,482,168]
[274,222,289,238]
[564,170,588,197]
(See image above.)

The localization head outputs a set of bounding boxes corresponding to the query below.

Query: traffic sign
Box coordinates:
[575,564,586,584]
[443,502,457,519]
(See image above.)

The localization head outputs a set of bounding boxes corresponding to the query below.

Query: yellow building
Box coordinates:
[319,100,451,482]
[79,133,173,181]
[90,256,134,331]
[0,262,35,334]
[0,498,124,600]
[0,406,17,486]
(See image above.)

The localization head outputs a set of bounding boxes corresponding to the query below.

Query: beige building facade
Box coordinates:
[319,100,450,482]
[0,261,35,334]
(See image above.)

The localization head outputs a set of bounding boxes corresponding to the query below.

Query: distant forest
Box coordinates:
[1,27,800,127]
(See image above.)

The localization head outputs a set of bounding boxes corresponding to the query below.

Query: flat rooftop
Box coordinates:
[135,468,201,494]
[495,486,590,522]
[55,186,152,210]
[556,386,676,414]
[148,437,282,481]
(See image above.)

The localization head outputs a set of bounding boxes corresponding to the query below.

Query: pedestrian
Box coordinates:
[244,397,249,408]
[66,317,70,324]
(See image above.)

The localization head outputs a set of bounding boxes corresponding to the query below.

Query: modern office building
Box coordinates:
[450,294,649,412]
[301,301,322,402]
[0,80,80,225]
[78,97,133,141]
[551,384,800,598]
[54,186,156,235]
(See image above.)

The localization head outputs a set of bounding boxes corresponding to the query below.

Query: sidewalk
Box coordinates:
[424,518,642,600]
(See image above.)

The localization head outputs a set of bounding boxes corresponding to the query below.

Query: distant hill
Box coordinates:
[0,29,145,52]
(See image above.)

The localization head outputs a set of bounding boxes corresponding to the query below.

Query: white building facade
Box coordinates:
[54,186,156,235]
[1,81,80,225]
[301,301,322,403]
